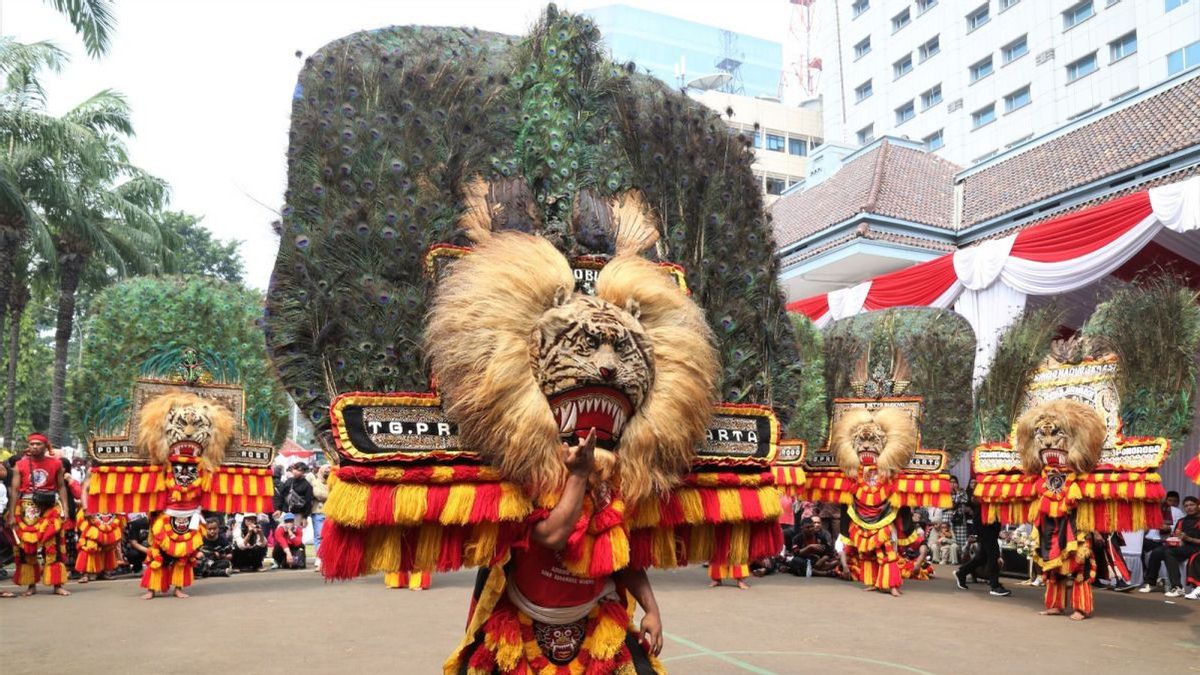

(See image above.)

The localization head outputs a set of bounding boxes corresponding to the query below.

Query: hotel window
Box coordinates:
[919,35,940,61]
[766,133,785,152]
[971,104,996,129]
[921,84,943,109]
[894,53,913,78]
[966,4,990,31]
[855,79,873,101]
[1000,0,1020,9]
[1063,1,1094,30]
[924,129,944,151]
[1109,32,1137,62]
[970,55,994,82]
[1002,35,1028,64]
[1166,40,1200,75]
[895,100,915,124]
[766,177,787,195]
[788,137,808,156]
[857,124,874,145]
[917,0,938,13]
[745,129,761,147]
[852,0,870,17]
[1166,0,1190,11]
[892,8,911,32]
[854,36,871,59]
[1004,85,1031,112]
[1066,52,1098,82]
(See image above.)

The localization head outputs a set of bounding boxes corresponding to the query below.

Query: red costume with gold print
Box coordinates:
[74,510,126,576]
[10,434,70,590]
[142,513,206,592]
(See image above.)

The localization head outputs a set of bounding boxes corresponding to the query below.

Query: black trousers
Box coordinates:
[1145,544,1200,588]
[958,522,1001,588]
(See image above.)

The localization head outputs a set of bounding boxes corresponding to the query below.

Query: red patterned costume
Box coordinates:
[85,360,276,597]
[798,400,951,595]
[74,510,126,577]
[973,355,1168,619]
[9,434,70,593]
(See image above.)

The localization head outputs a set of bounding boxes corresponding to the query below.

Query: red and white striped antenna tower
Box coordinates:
[781,0,822,100]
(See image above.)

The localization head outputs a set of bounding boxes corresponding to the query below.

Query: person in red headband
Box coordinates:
[5,433,71,596]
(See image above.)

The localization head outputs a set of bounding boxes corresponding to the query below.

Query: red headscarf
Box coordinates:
[27,433,51,448]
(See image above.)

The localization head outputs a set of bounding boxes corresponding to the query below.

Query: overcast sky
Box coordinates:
[2,0,793,289]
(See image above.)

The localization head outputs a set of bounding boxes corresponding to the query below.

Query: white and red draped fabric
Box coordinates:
[786,177,1200,378]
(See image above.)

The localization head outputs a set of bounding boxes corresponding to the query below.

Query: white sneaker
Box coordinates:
[1185,588,1200,600]
[1164,586,1184,598]
[1137,584,1154,593]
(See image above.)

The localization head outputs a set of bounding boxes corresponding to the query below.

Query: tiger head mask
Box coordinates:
[830,408,918,480]
[425,224,717,504]
[135,392,235,472]
[1014,398,1106,475]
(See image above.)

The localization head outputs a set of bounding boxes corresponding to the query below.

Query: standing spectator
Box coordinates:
[955,494,1010,597]
[818,501,841,544]
[1140,495,1200,597]
[270,513,306,569]
[947,476,973,553]
[307,465,330,571]
[231,513,268,572]
[274,463,314,529]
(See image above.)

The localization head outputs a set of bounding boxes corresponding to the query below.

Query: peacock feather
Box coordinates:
[265,5,808,448]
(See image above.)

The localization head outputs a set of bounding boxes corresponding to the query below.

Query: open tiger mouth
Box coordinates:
[857,450,880,466]
[1040,448,1068,467]
[169,440,203,457]
[548,385,634,451]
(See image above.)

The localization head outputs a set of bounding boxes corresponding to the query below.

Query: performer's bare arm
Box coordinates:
[57,466,69,513]
[5,466,20,525]
[616,567,663,655]
[531,428,596,551]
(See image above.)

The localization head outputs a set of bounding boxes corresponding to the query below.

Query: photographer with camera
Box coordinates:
[5,433,72,597]
[195,517,234,578]
[231,513,268,572]
[270,513,306,570]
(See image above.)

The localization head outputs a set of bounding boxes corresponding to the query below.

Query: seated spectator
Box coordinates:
[1140,495,1200,598]
[934,523,960,565]
[232,513,268,572]
[195,517,234,578]
[790,516,839,577]
[270,513,306,570]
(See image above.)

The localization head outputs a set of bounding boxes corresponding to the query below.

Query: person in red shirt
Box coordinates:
[5,433,71,596]
[270,513,306,569]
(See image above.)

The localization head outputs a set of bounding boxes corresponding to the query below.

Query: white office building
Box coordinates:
[819,0,1200,165]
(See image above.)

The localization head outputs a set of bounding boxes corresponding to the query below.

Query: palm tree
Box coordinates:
[1,39,175,445]
[42,0,116,59]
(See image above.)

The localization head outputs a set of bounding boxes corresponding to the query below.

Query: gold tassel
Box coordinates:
[414,523,443,570]
[676,489,704,524]
[441,484,477,525]
[394,485,429,525]
[325,481,370,528]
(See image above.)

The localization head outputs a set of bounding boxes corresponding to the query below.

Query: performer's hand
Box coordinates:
[639,610,663,656]
[562,428,596,478]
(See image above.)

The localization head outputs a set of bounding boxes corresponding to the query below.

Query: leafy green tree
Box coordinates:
[161,211,244,283]
[0,306,54,448]
[788,315,827,446]
[71,275,289,444]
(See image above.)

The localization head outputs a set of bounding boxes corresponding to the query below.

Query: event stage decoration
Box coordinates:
[972,343,1170,617]
[266,6,809,673]
[85,348,277,593]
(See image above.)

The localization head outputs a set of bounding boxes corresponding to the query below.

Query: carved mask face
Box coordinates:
[851,422,887,467]
[171,516,192,535]
[172,462,199,487]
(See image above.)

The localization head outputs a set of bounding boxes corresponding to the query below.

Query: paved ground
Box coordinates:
[2,566,1197,674]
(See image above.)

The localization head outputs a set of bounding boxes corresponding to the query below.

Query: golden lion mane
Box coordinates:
[830,407,918,479]
[424,232,718,504]
[135,392,235,471]
[1014,398,1106,475]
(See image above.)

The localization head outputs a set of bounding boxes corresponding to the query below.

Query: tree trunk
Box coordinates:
[2,285,27,449]
[48,252,85,446]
